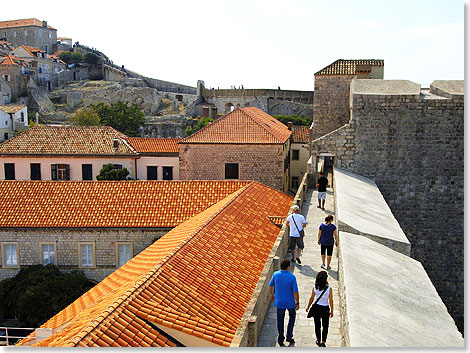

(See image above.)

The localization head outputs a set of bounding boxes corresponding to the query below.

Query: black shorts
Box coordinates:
[321,244,333,256]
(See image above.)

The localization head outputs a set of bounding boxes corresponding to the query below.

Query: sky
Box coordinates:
[1,0,465,91]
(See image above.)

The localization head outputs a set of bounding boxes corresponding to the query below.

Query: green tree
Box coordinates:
[91,101,145,137]
[58,51,72,64]
[70,107,101,126]
[185,116,214,137]
[84,52,100,65]
[96,163,130,180]
[0,265,94,327]
[71,52,84,64]
[273,114,312,127]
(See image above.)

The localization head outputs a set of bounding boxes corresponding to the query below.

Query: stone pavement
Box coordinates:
[258,188,342,347]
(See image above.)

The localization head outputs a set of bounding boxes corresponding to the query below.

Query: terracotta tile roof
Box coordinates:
[0,54,24,66]
[0,18,55,30]
[291,125,310,143]
[0,104,26,114]
[18,181,292,347]
[19,45,46,57]
[0,125,135,155]
[315,59,384,76]
[0,180,250,228]
[181,107,291,144]
[0,40,13,47]
[126,138,182,154]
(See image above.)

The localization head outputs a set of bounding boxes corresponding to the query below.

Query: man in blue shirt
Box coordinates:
[269,259,300,346]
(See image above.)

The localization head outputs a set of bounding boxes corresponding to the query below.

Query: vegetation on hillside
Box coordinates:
[58,51,84,65]
[91,101,145,137]
[0,265,94,327]
[96,163,131,180]
[272,114,312,126]
[185,116,214,137]
[70,107,101,126]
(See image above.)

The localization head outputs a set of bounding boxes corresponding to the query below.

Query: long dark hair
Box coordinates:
[315,271,328,290]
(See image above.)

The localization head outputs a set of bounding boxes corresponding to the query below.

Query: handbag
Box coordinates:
[307,286,329,318]
[291,215,305,238]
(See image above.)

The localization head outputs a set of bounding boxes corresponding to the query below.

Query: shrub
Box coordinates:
[84,53,100,65]
[185,116,214,137]
[96,163,130,180]
[273,114,312,126]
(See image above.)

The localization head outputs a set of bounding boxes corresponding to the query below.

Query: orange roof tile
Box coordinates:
[0,104,26,114]
[0,18,55,30]
[181,107,291,144]
[0,40,13,47]
[0,54,24,66]
[18,181,292,347]
[291,125,310,143]
[315,59,384,76]
[0,125,135,155]
[17,45,46,58]
[0,180,250,228]
[126,138,182,154]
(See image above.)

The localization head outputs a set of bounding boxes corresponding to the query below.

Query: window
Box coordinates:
[3,74,10,82]
[82,164,93,180]
[292,150,300,161]
[40,243,56,265]
[147,166,157,180]
[51,164,70,180]
[162,166,173,180]
[20,112,24,122]
[116,243,133,267]
[225,163,239,179]
[30,163,41,180]
[39,29,42,37]
[79,243,95,268]
[291,176,300,189]
[4,163,15,180]
[2,243,19,268]
[24,30,27,36]
[4,132,8,141]
[5,120,8,125]
[14,31,16,37]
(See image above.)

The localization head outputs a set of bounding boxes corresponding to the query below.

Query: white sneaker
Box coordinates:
[327,266,331,270]
[321,264,326,269]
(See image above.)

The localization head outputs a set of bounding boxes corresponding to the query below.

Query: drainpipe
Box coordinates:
[134,155,140,180]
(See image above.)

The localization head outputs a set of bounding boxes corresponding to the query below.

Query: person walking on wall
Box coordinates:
[306,271,334,347]
[318,214,338,270]
[269,259,300,347]
[286,205,307,264]
[316,171,329,209]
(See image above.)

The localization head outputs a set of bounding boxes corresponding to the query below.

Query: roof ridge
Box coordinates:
[68,182,255,346]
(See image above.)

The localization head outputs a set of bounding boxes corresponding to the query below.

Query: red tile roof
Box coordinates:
[17,45,46,58]
[291,126,310,143]
[0,18,55,30]
[0,180,250,228]
[181,107,291,144]
[0,104,26,114]
[315,59,384,76]
[0,54,24,66]
[18,181,292,347]
[126,138,182,154]
[0,126,135,155]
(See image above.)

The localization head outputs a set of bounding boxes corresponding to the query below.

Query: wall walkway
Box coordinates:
[258,188,343,347]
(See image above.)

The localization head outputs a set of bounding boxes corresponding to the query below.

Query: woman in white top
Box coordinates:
[305,271,334,347]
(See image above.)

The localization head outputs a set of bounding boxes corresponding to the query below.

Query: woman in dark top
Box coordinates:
[306,271,334,347]
[318,215,338,270]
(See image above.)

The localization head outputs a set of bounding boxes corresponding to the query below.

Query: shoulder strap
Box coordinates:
[291,214,301,232]
[313,286,329,305]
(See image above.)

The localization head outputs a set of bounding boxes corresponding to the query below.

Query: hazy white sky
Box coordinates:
[2,0,465,90]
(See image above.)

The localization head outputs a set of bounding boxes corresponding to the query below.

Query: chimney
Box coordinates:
[42,20,47,28]
[113,139,119,149]
[287,121,293,130]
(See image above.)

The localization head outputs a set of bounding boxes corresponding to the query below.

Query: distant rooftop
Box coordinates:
[291,125,309,143]
[127,137,182,154]
[0,18,55,30]
[315,59,384,76]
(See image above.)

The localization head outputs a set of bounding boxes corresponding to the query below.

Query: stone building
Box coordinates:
[0,18,57,54]
[311,59,384,140]
[0,54,31,100]
[0,104,28,141]
[14,181,292,347]
[179,107,292,193]
[0,40,14,56]
[289,125,310,192]
[0,179,251,282]
[310,79,464,332]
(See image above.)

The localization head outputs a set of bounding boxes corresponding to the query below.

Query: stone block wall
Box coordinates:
[0,228,167,282]
[312,75,355,140]
[312,91,464,332]
[179,144,287,192]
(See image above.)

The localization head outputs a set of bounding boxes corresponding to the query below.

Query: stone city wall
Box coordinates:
[312,75,355,140]
[0,228,168,282]
[312,89,464,332]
